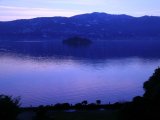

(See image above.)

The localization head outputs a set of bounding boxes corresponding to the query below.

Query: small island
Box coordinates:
[63,36,92,47]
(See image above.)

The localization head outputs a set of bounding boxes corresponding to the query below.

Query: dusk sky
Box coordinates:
[0,0,160,21]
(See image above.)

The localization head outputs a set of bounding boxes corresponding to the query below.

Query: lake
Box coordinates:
[0,39,160,107]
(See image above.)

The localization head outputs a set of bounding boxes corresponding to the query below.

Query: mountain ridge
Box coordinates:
[1,12,160,22]
[0,12,160,40]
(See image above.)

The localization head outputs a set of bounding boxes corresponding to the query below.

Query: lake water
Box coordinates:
[0,40,160,107]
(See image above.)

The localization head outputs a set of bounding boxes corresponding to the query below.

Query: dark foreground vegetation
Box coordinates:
[122,67,160,120]
[1,67,160,120]
[0,95,20,120]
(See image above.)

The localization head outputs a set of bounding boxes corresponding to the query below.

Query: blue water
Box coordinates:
[0,54,159,107]
[0,40,160,107]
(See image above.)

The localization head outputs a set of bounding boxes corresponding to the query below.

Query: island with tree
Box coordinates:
[63,36,92,47]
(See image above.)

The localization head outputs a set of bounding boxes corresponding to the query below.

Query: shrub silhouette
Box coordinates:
[54,103,70,110]
[0,95,20,120]
[122,67,160,120]
[81,100,88,105]
[74,103,83,110]
[96,100,101,105]
[143,67,160,102]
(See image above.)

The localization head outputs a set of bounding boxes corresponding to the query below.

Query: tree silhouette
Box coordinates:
[0,95,20,120]
[96,100,101,105]
[63,36,92,47]
[123,67,160,120]
[143,67,160,102]
[81,100,88,105]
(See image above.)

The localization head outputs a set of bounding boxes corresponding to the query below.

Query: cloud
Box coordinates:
[0,5,83,21]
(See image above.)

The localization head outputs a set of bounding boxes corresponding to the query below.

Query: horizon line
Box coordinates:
[1,12,160,22]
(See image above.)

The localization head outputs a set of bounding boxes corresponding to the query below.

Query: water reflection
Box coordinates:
[1,39,160,59]
[0,40,160,107]
[0,54,160,107]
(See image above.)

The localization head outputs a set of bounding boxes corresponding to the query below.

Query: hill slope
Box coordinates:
[0,12,160,39]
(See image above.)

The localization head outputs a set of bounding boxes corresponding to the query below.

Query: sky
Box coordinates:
[0,0,160,21]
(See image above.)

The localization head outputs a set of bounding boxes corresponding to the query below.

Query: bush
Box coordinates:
[0,95,20,120]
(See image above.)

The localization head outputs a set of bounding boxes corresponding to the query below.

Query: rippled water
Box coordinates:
[0,40,160,107]
[0,54,160,107]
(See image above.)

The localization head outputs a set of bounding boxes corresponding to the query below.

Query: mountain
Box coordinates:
[0,12,160,40]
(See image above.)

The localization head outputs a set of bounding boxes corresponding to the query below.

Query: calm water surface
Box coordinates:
[0,55,159,107]
[0,40,160,107]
